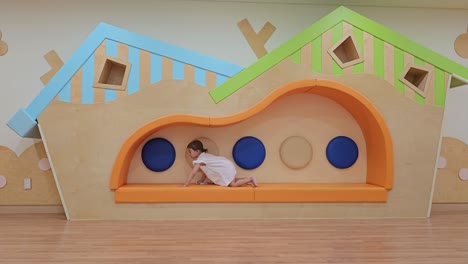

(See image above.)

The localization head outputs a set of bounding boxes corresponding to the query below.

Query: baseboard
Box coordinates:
[0,204,464,215]
[0,205,64,214]
[431,203,468,212]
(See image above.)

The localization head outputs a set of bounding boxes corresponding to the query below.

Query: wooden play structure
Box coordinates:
[7,6,468,220]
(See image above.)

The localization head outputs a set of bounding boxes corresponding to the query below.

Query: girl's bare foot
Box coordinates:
[251,176,258,187]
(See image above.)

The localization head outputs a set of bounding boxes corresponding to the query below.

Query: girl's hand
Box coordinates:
[180,163,201,187]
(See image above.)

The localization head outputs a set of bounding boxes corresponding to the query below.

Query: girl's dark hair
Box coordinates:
[187,140,207,152]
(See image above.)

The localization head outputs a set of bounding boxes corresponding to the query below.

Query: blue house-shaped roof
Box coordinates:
[8,22,243,138]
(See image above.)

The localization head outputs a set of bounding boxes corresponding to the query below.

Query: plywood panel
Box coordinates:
[433,137,468,202]
[140,50,151,89]
[206,71,217,89]
[403,52,416,99]
[342,22,353,35]
[424,63,436,105]
[38,58,443,219]
[300,42,311,69]
[342,22,354,75]
[0,143,61,205]
[116,42,129,98]
[184,64,195,82]
[93,41,106,103]
[0,205,64,213]
[321,29,333,74]
[162,57,172,80]
[384,42,394,85]
[363,32,374,74]
[71,68,83,104]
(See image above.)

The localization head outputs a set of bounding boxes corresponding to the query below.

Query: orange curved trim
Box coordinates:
[110,115,210,189]
[110,79,393,192]
[314,79,394,189]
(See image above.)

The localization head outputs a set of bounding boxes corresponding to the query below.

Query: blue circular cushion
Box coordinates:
[232,136,266,170]
[326,136,359,169]
[141,138,176,172]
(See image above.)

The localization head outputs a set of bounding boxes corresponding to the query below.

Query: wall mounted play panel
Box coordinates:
[38,68,439,220]
[28,6,457,218]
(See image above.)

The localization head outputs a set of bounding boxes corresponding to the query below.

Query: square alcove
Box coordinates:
[400,64,433,98]
[328,33,364,69]
[94,56,131,91]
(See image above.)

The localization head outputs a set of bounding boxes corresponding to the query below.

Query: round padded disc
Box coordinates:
[232,136,266,170]
[141,138,176,172]
[0,175,6,189]
[280,136,313,169]
[326,136,359,169]
[459,168,468,181]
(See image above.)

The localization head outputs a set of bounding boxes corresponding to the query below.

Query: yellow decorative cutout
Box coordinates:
[40,50,64,85]
[238,19,276,59]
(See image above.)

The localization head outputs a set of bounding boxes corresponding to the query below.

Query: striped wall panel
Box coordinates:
[57,41,230,104]
[288,22,446,106]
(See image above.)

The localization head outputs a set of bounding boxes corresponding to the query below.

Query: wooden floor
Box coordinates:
[2,208,468,263]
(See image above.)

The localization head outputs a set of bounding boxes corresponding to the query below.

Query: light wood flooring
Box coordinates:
[1,206,468,263]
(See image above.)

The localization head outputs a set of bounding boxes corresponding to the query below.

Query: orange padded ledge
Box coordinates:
[254,183,387,202]
[115,184,255,203]
[114,183,386,203]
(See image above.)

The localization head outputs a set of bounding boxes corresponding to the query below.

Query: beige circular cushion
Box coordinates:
[280,136,313,169]
[454,33,468,58]
[185,137,219,166]
[0,41,8,56]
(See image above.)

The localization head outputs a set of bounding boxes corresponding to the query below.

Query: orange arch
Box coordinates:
[110,79,393,190]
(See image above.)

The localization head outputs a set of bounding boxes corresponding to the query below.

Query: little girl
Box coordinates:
[180,140,258,187]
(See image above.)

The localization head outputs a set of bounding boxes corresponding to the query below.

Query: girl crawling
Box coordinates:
[180,140,258,187]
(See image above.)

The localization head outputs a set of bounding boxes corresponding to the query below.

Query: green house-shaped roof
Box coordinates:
[210,6,468,104]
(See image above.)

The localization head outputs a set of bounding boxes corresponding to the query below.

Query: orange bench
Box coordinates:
[115,184,254,203]
[114,183,387,203]
[254,183,386,202]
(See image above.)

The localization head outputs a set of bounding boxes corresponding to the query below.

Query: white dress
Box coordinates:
[193,152,237,187]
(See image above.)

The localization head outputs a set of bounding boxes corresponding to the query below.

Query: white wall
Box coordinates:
[0,0,467,155]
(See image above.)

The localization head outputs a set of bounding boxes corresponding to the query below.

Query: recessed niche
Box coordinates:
[94,56,131,91]
[328,34,364,68]
[400,64,432,97]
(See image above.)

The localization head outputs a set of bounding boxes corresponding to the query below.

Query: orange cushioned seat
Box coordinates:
[115,183,254,203]
[114,183,387,203]
[254,183,387,202]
